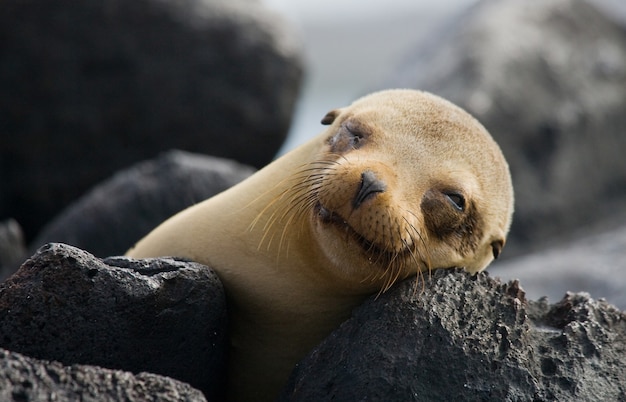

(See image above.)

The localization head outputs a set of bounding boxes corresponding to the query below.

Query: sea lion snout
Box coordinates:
[353,170,386,209]
[127,89,514,402]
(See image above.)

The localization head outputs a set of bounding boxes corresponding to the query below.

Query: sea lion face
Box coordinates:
[301,90,513,290]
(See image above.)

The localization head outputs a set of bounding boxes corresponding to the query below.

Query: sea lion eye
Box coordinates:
[445,192,465,211]
[327,122,368,153]
[349,130,363,146]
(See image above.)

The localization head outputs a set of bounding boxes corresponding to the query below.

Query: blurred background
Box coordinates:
[265,0,478,154]
[263,0,626,153]
[1,0,626,308]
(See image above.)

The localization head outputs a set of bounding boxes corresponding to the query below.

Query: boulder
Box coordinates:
[0,0,303,241]
[0,348,206,402]
[30,151,255,260]
[0,243,228,400]
[492,223,626,310]
[280,269,626,401]
[2,244,625,400]
[383,0,626,255]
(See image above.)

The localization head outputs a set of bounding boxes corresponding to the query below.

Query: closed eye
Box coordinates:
[445,192,465,211]
[327,121,370,153]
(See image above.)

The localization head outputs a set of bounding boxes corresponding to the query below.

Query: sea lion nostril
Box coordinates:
[353,170,386,209]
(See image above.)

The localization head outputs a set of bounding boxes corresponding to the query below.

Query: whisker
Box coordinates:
[249,155,342,257]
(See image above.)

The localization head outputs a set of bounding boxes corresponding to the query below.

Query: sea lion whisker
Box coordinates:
[402,210,433,272]
[401,236,427,296]
[126,89,514,402]
[254,175,319,232]
[261,183,325,253]
[248,186,294,231]
[377,255,402,296]
[388,261,405,292]
[241,170,306,216]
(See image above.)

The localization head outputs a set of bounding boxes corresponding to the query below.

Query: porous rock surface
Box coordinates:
[384,0,626,255]
[280,269,626,401]
[0,0,303,242]
[0,348,206,402]
[0,243,227,400]
[30,150,255,260]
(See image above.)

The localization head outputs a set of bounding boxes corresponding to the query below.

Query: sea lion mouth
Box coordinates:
[314,202,409,260]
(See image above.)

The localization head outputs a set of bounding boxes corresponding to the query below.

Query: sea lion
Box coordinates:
[126,89,514,401]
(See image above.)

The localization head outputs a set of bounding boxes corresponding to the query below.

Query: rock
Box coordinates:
[383,0,626,256]
[0,348,206,402]
[491,224,626,310]
[0,0,303,242]
[0,243,228,400]
[0,219,26,281]
[30,150,255,259]
[280,269,626,401]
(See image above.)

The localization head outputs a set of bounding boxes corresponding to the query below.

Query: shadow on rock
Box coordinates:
[280,269,626,401]
[0,243,228,400]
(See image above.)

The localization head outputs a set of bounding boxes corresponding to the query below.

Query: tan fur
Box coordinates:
[126,89,514,401]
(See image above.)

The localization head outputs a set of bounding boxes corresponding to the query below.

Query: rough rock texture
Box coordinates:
[280,269,626,401]
[0,348,207,402]
[30,150,255,260]
[0,0,303,242]
[0,243,228,400]
[384,0,626,256]
[492,223,626,310]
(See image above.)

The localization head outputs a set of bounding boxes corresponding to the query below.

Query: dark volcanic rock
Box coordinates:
[492,223,626,310]
[0,0,303,242]
[0,348,206,402]
[0,243,228,400]
[30,150,255,260]
[280,269,626,401]
[384,0,626,255]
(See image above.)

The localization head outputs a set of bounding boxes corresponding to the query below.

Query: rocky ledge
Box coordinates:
[0,244,624,400]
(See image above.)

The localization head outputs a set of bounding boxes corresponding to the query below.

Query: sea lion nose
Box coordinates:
[353,170,386,209]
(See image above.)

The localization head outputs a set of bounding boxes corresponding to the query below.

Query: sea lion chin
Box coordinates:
[126,89,514,401]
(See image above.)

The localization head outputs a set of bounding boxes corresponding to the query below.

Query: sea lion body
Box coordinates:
[127,89,514,401]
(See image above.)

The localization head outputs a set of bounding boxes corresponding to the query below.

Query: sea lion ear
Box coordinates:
[491,239,505,259]
[321,109,341,125]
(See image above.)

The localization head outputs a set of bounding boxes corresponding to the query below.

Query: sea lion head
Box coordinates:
[289,89,513,291]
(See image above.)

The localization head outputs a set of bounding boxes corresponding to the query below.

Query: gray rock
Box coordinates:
[280,269,626,401]
[491,224,626,310]
[0,219,26,281]
[0,243,227,400]
[0,0,303,242]
[0,348,206,402]
[384,0,626,256]
[30,150,255,260]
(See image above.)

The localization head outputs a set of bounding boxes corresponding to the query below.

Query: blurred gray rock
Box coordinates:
[30,150,255,260]
[0,348,206,402]
[491,224,626,310]
[0,219,26,281]
[0,243,228,400]
[280,269,626,401]
[0,0,303,242]
[384,0,626,256]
